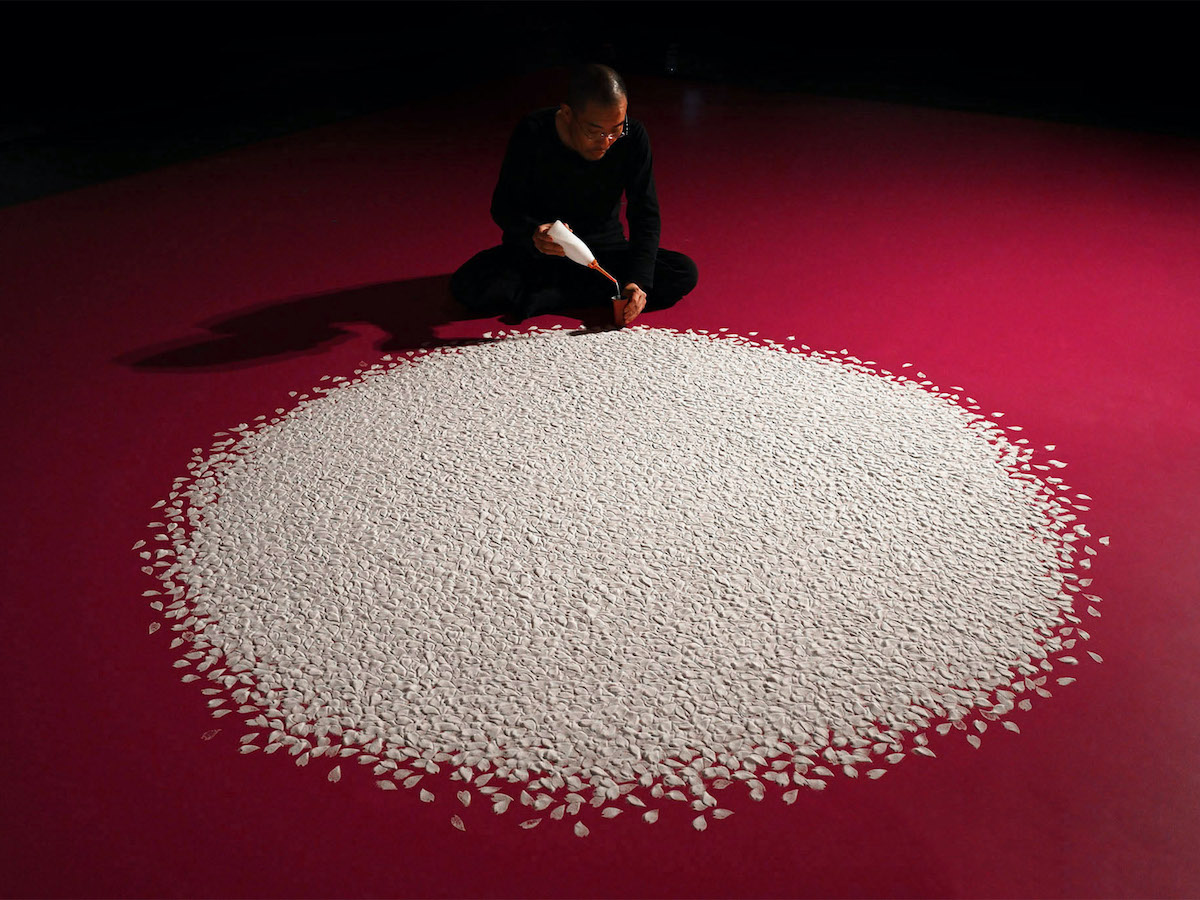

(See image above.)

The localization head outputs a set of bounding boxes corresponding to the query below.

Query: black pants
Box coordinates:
[451,243,698,319]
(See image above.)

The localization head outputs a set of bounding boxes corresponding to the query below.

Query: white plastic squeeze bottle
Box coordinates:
[548,220,629,325]
[548,220,621,297]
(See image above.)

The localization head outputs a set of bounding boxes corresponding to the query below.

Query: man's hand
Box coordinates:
[533,222,568,256]
[619,283,647,325]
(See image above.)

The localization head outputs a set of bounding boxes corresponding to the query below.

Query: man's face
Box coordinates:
[561,98,628,161]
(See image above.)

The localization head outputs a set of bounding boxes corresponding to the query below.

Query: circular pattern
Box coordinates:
[144,326,1103,825]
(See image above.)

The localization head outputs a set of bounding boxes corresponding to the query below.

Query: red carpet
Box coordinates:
[3,73,1198,898]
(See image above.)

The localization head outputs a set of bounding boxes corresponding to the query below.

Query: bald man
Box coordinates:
[452,64,698,326]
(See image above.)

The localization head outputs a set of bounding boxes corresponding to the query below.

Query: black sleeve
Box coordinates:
[624,122,661,290]
[490,118,543,258]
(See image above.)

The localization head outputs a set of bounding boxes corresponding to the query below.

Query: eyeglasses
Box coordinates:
[578,118,627,143]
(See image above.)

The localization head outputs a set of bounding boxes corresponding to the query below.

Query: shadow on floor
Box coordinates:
[118,273,616,371]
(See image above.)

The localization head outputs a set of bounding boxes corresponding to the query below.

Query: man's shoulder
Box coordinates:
[616,115,652,166]
[625,114,649,138]
[503,107,560,158]
[514,107,558,136]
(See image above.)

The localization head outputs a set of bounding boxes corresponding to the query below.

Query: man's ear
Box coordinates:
[558,103,573,123]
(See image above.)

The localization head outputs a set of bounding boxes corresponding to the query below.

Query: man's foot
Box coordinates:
[499,306,531,327]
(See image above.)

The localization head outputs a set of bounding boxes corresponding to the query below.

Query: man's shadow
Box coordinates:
[119,274,615,371]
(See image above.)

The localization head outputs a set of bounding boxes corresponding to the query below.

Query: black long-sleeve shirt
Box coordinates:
[490,107,662,290]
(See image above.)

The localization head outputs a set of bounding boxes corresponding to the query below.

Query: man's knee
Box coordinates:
[674,252,699,296]
[452,246,521,314]
[449,262,474,307]
[649,249,698,309]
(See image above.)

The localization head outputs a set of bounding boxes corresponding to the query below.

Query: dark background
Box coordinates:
[2,1,1196,209]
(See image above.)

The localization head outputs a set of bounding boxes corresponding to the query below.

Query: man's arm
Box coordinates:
[623,120,662,292]
[490,118,546,257]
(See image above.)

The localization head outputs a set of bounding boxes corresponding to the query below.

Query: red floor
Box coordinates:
[3,73,1199,899]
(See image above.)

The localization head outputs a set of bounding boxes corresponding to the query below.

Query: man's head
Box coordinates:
[558,64,628,161]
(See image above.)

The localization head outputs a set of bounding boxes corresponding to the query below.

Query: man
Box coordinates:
[451,64,698,326]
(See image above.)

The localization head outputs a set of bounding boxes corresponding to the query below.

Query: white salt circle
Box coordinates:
[162,327,1085,798]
